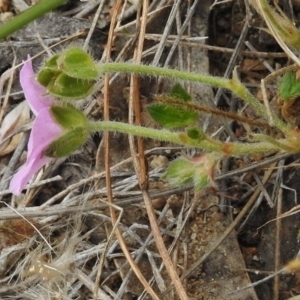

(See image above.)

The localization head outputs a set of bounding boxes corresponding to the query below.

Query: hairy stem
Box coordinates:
[97,62,287,133]
[0,0,67,40]
[88,121,290,155]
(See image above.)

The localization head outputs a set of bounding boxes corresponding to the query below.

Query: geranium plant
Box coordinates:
[9,47,300,195]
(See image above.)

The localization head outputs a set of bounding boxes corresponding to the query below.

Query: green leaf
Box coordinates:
[47,73,95,99]
[57,47,98,80]
[279,72,300,100]
[50,104,87,130]
[170,83,192,102]
[147,103,198,129]
[45,127,89,158]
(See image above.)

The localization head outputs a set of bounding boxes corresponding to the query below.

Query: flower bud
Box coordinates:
[37,47,98,99]
[164,153,221,191]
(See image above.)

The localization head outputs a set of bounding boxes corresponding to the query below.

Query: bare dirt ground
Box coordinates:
[1,0,300,299]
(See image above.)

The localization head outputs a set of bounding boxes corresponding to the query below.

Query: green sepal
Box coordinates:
[37,68,59,87]
[50,104,87,130]
[37,55,61,87]
[187,127,206,140]
[163,158,195,185]
[45,127,89,158]
[279,72,300,100]
[44,54,60,70]
[47,73,95,99]
[193,167,210,190]
[57,47,98,80]
[164,154,219,191]
[170,83,192,102]
[147,103,198,129]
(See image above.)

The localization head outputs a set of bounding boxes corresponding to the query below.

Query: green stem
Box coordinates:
[96,62,288,133]
[88,121,288,155]
[231,81,288,133]
[249,133,294,152]
[0,0,67,41]
[97,62,229,89]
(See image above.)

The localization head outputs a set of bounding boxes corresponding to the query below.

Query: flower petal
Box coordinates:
[20,58,55,115]
[9,155,51,196]
[9,108,63,195]
[27,107,63,158]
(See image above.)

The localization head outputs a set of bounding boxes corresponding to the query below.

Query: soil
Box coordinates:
[1,0,300,299]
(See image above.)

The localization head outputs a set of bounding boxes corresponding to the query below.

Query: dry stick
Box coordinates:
[85,1,116,297]
[118,2,151,299]
[116,32,287,58]
[95,202,124,300]
[0,56,16,123]
[151,0,183,66]
[128,1,188,299]
[164,0,200,68]
[75,268,112,300]
[118,203,171,298]
[0,175,61,197]
[228,267,287,296]
[101,1,160,299]
[82,0,105,51]
[170,192,186,297]
[113,4,169,34]
[175,6,184,71]
[274,179,283,300]
[0,133,28,201]
[163,164,275,296]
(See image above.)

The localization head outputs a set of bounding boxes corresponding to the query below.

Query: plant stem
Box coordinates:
[97,62,229,89]
[97,62,287,133]
[230,79,288,133]
[0,0,68,41]
[249,133,295,152]
[88,121,290,155]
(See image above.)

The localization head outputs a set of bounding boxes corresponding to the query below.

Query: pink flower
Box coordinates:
[9,59,63,195]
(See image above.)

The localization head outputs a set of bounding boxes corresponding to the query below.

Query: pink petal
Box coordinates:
[27,108,63,158]
[20,58,54,115]
[9,156,51,196]
[9,108,63,195]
